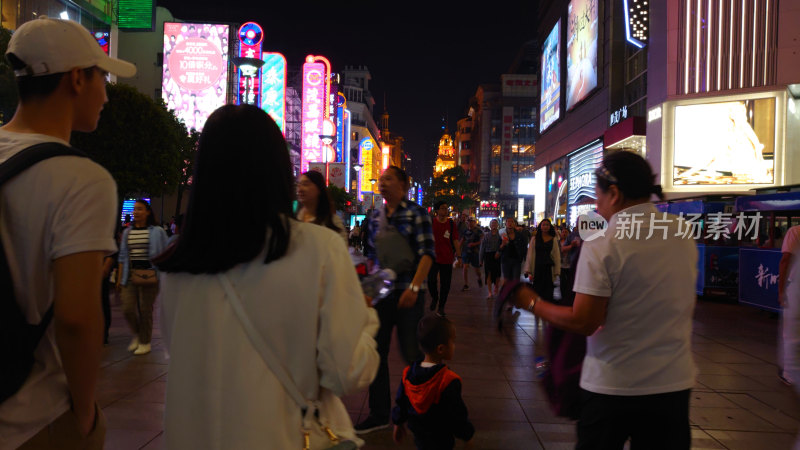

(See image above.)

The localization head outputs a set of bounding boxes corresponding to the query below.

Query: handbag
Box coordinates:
[129,268,157,286]
[375,207,416,276]
[217,274,359,450]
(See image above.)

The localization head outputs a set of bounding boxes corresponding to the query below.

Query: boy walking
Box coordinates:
[0,16,135,449]
[392,314,474,449]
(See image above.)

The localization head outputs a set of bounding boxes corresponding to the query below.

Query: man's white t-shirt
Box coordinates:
[573,202,698,396]
[0,129,118,449]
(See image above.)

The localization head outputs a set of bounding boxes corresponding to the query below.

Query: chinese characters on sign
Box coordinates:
[611,212,762,241]
[301,61,326,173]
[609,106,629,127]
[261,52,286,134]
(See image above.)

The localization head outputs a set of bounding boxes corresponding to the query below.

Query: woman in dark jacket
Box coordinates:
[499,218,528,287]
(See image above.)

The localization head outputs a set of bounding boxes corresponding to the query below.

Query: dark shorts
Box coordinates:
[463,252,480,268]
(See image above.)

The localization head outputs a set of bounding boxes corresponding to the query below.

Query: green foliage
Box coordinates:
[0,27,18,124]
[423,166,479,212]
[328,185,355,212]
[71,83,188,199]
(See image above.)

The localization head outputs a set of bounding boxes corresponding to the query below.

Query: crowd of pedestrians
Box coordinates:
[6,14,800,450]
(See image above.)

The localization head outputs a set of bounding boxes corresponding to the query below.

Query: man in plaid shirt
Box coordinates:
[357,166,435,434]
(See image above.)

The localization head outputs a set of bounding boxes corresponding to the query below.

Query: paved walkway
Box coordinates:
[98,268,800,449]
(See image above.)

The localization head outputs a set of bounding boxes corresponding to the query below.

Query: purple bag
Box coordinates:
[540,325,586,420]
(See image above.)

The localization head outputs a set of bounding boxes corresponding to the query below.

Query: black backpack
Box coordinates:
[0,142,87,404]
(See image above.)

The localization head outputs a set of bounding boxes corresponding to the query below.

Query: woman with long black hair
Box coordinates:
[157,105,378,449]
[524,218,561,303]
[296,170,348,245]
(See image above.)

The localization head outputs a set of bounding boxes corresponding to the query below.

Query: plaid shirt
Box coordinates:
[365,199,435,290]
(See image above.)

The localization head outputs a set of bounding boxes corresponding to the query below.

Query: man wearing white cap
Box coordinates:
[0,16,135,449]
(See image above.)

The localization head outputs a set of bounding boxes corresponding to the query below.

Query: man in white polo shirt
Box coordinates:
[507,151,697,449]
[0,16,135,449]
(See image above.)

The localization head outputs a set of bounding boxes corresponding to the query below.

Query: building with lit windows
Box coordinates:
[434,131,456,174]
[341,66,382,207]
[469,64,538,223]
[455,116,474,181]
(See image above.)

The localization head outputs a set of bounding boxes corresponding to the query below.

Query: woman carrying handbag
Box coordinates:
[117,198,167,356]
[156,105,379,449]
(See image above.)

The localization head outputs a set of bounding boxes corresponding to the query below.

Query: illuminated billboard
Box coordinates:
[162,22,229,132]
[673,98,776,185]
[300,56,331,173]
[261,52,286,133]
[540,20,561,133]
[566,0,599,110]
[358,137,376,198]
[236,22,263,106]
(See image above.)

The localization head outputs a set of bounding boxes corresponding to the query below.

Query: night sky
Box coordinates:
[156,0,538,182]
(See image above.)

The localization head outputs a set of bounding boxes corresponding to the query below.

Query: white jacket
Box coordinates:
[160,221,379,449]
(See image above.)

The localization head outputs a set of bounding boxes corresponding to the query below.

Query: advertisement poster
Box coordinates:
[567,140,603,227]
[328,163,346,190]
[546,157,569,223]
[566,0,598,110]
[162,22,229,132]
[739,248,782,312]
[673,98,776,185]
[540,20,561,133]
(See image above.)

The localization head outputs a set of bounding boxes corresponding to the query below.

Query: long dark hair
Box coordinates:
[535,218,556,244]
[156,105,294,273]
[300,170,341,233]
[136,199,158,227]
[595,150,665,201]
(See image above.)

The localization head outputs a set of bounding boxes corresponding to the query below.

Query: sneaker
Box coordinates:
[354,416,390,434]
[127,337,140,352]
[461,285,469,291]
[133,343,151,355]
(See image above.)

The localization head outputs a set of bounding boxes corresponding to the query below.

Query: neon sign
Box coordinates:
[344,108,351,189]
[382,146,390,171]
[236,22,263,106]
[300,55,331,173]
[261,52,286,134]
[359,137,376,199]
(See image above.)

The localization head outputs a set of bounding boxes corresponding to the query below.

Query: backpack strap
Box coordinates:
[1,142,87,331]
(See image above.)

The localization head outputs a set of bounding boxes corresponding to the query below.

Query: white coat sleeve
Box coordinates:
[316,233,379,397]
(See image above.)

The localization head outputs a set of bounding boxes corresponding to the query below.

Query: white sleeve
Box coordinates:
[50,171,118,260]
[316,233,379,397]
[782,227,800,255]
[573,239,612,297]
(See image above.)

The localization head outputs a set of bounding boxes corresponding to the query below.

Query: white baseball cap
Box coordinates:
[6,16,136,78]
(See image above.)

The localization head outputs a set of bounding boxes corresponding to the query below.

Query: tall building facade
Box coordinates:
[434,130,456,174]
[455,116,474,181]
[470,71,538,224]
[341,66,382,206]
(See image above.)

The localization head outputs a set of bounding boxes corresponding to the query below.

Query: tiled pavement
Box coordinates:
[98,268,800,449]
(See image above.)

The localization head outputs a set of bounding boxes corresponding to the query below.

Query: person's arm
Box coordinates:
[317,234,379,395]
[399,210,436,308]
[53,251,106,436]
[780,252,792,307]
[102,255,114,278]
[511,285,608,335]
[443,379,475,444]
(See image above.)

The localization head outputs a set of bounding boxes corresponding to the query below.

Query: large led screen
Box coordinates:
[162,22,230,132]
[673,98,776,185]
[566,0,598,110]
[540,21,561,133]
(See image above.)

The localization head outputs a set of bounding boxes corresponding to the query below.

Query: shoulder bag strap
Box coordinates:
[0,142,86,332]
[216,273,310,410]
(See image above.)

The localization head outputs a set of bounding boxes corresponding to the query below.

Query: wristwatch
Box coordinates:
[409,284,420,293]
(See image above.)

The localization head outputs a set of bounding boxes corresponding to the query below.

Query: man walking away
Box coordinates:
[428,201,461,316]
[0,16,135,449]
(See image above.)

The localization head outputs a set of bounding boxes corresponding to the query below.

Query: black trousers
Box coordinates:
[576,388,691,450]
[368,289,424,420]
[101,281,111,344]
[428,262,453,313]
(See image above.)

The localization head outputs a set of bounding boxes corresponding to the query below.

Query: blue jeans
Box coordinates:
[368,288,425,420]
